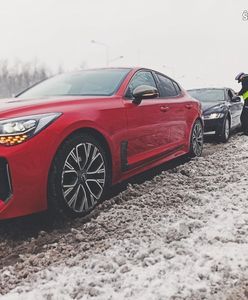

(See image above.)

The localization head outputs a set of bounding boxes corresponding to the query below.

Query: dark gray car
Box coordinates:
[188,88,243,142]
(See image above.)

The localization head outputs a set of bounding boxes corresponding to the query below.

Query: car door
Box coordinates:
[154,72,190,146]
[123,70,171,169]
[227,89,243,127]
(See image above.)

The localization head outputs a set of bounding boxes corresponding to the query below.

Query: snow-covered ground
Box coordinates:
[1,135,248,299]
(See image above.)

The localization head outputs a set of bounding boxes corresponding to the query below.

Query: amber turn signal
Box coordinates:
[0,134,28,146]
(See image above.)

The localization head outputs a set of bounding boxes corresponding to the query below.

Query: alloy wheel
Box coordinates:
[61,142,106,213]
[192,122,203,156]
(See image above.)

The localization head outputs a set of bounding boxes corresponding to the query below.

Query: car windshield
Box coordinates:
[188,89,225,102]
[17,68,131,98]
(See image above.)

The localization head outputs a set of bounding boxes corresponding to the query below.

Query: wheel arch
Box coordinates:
[48,126,113,187]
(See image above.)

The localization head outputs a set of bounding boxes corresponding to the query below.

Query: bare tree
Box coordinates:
[0,60,51,98]
[0,59,88,98]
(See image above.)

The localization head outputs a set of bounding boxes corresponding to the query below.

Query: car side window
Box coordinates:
[173,81,181,95]
[156,74,178,97]
[125,71,157,99]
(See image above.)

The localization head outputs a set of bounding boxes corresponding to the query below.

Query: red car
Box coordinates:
[0,67,203,220]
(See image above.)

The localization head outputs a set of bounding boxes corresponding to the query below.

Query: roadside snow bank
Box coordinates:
[2,136,248,299]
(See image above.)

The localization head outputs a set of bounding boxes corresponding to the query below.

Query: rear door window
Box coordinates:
[173,81,181,95]
[156,74,178,97]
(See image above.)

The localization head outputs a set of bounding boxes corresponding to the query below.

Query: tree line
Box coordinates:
[0,60,55,98]
[0,60,88,98]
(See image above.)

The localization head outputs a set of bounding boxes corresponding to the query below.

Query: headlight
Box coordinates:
[204,113,224,120]
[0,113,61,146]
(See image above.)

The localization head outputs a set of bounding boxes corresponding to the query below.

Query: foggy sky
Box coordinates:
[0,0,247,90]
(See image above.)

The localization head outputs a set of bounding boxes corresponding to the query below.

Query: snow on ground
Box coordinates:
[1,135,248,299]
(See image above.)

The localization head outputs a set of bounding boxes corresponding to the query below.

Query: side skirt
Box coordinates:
[120,141,184,172]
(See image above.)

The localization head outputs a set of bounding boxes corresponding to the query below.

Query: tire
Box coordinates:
[218,117,230,143]
[189,119,204,157]
[48,133,110,218]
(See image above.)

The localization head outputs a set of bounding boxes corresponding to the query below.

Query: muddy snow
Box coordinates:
[1,135,248,299]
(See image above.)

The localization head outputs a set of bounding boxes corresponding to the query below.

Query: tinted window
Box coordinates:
[17,69,131,98]
[126,71,157,98]
[188,89,225,102]
[156,74,178,97]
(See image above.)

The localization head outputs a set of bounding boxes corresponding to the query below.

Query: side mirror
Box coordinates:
[231,96,241,103]
[132,85,158,104]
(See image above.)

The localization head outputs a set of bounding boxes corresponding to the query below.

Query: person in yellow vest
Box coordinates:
[236,72,248,134]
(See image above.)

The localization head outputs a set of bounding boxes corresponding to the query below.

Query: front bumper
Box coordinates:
[0,123,63,220]
[203,117,225,134]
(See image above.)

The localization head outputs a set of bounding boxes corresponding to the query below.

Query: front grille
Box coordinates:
[0,158,12,201]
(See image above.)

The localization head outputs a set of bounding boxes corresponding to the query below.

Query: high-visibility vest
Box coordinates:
[243,91,248,101]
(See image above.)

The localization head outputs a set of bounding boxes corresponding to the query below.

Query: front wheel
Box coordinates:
[48,133,110,218]
[218,117,230,143]
[189,120,204,157]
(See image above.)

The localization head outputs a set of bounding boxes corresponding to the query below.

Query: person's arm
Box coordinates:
[238,81,245,95]
[238,87,245,96]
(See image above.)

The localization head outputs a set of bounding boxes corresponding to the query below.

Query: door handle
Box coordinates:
[185,104,193,109]
[160,106,170,112]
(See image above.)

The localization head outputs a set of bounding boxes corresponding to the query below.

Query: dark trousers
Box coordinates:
[241,100,248,133]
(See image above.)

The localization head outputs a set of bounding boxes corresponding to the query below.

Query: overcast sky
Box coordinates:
[0,0,247,89]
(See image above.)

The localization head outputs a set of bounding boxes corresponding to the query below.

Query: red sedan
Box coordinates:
[0,68,203,219]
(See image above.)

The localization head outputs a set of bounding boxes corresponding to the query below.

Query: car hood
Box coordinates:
[0,95,107,117]
[202,101,226,114]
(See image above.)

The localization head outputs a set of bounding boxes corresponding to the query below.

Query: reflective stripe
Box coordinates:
[243,91,248,100]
